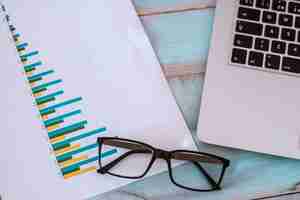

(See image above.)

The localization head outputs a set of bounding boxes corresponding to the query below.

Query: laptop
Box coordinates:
[198,0,300,159]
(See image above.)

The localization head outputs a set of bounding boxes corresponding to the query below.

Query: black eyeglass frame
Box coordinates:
[97,137,230,192]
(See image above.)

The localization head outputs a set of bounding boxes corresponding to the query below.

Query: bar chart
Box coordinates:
[5,16,117,180]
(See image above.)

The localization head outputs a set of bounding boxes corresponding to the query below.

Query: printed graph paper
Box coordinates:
[3,7,117,179]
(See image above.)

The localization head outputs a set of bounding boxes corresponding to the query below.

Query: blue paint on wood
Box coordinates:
[141,9,215,65]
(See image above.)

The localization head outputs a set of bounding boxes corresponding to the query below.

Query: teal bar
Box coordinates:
[56,143,98,162]
[36,90,64,104]
[25,67,36,73]
[28,70,54,81]
[44,110,81,127]
[41,109,55,116]
[57,156,72,163]
[20,51,39,59]
[40,97,82,115]
[48,120,88,138]
[21,57,28,62]
[62,156,98,175]
[32,79,62,93]
[45,119,64,128]
[52,127,107,149]
[100,148,118,159]
[29,77,42,83]
[16,43,28,49]
[61,149,117,175]
[24,61,42,70]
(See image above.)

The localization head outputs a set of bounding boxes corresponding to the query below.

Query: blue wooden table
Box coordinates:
[94,1,300,199]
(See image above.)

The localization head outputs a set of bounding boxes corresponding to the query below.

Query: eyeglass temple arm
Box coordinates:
[193,162,220,189]
[172,153,223,164]
[98,149,152,174]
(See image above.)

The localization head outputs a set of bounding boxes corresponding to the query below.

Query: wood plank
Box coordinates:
[140,8,214,78]
[162,62,206,78]
[137,4,214,17]
[133,0,216,16]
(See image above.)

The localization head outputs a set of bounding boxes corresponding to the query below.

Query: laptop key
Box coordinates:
[262,11,277,24]
[271,40,286,54]
[278,14,293,27]
[288,43,300,57]
[255,38,269,51]
[240,0,254,7]
[265,25,279,38]
[295,17,300,28]
[265,54,280,70]
[282,57,300,73]
[256,0,270,9]
[248,51,263,67]
[288,2,300,15]
[281,28,296,41]
[238,7,261,21]
[236,20,263,36]
[231,48,247,64]
[272,0,287,12]
[234,34,253,48]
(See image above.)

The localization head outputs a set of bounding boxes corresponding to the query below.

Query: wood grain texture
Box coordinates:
[92,1,300,200]
[134,0,216,16]
[162,63,206,78]
[141,8,214,77]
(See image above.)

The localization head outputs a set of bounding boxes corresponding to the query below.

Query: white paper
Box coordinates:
[0,1,196,199]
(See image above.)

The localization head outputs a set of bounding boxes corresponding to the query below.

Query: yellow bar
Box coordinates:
[42,115,49,120]
[26,71,33,76]
[34,91,44,98]
[37,103,47,110]
[47,124,60,132]
[55,144,80,156]
[59,155,88,168]
[64,166,97,179]
[50,135,65,144]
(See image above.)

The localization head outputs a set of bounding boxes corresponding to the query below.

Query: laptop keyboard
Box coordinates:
[230,0,300,76]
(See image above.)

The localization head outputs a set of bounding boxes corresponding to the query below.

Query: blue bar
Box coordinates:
[44,110,81,127]
[16,43,28,49]
[36,90,64,103]
[57,143,99,162]
[28,70,54,81]
[40,97,82,115]
[32,79,62,93]
[48,120,88,138]
[20,51,39,59]
[52,127,107,149]
[61,149,117,175]
[24,61,42,70]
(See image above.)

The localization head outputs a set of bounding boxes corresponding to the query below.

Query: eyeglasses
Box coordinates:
[97,137,230,192]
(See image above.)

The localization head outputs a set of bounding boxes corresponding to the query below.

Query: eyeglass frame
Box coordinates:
[97,137,230,192]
